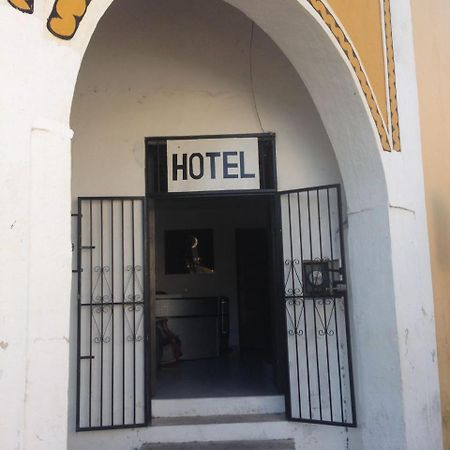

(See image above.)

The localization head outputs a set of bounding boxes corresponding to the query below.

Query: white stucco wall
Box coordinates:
[0,0,442,449]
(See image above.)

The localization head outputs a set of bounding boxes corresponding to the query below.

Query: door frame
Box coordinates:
[144,133,290,418]
[144,192,288,403]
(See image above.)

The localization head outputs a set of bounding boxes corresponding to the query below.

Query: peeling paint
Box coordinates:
[0,341,9,350]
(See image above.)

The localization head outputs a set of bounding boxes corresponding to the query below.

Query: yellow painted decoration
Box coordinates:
[327,0,388,132]
[307,0,392,151]
[384,0,401,151]
[47,0,90,40]
[7,0,33,13]
[319,0,401,151]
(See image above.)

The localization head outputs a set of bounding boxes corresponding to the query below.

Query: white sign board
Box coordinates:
[167,138,260,193]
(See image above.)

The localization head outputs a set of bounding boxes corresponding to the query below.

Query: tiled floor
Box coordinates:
[154,350,280,399]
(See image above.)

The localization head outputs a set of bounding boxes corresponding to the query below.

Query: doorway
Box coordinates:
[152,194,284,399]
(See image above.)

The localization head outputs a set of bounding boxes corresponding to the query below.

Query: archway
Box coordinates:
[64,2,393,445]
[1,0,441,449]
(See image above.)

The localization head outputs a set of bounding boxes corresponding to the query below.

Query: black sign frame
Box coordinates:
[145,133,277,198]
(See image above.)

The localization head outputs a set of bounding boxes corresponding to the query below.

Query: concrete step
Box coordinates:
[152,395,285,418]
[141,439,295,450]
[152,413,285,427]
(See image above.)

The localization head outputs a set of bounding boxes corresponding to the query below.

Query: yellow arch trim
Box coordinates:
[308,0,395,151]
[384,0,401,151]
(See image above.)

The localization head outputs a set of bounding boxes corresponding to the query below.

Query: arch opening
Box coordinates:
[65,0,397,448]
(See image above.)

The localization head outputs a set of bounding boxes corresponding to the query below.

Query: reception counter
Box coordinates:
[155,296,229,361]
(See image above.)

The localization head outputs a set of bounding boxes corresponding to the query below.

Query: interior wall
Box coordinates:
[411,0,450,446]
[155,197,270,347]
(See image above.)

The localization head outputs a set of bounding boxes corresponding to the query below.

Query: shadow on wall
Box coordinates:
[430,189,450,441]
[431,194,450,267]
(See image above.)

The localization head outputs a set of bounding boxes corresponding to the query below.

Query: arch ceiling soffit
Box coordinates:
[6,0,400,152]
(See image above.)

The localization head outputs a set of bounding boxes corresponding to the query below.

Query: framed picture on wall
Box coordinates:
[165,229,215,274]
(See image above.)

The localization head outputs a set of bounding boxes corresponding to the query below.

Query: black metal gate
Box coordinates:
[76,197,149,431]
[279,185,356,427]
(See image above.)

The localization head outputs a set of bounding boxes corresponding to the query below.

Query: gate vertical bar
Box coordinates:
[307,191,323,421]
[296,192,312,418]
[318,190,333,421]
[287,193,302,417]
[327,188,344,422]
[337,186,357,425]
[131,200,136,424]
[121,200,125,425]
[100,200,104,427]
[89,200,93,428]
[142,197,151,425]
[110,201,115,426]
[76,199,82,430]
